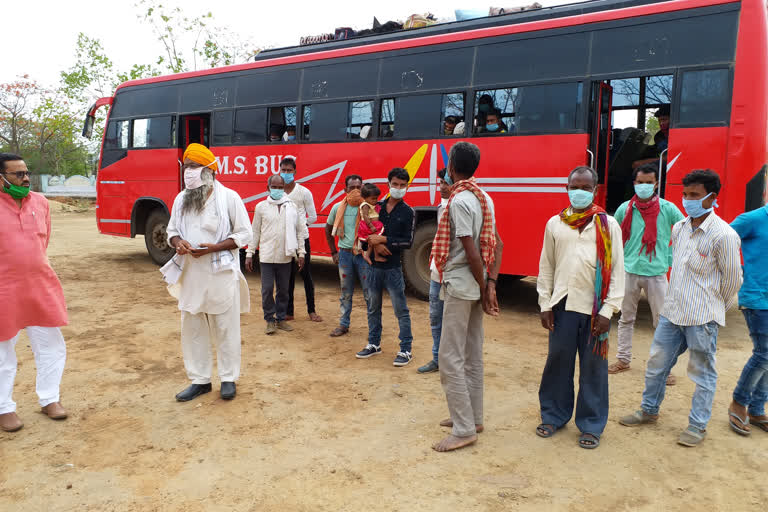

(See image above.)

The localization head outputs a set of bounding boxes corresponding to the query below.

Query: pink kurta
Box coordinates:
[0,191,67,341]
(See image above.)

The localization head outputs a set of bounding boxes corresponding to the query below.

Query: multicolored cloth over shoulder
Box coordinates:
[559,205,613,359]
[431,177,497,279]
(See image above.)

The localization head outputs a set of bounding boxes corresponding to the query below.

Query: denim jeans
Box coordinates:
[538,301,609,435]
[429,280,444,364]
[338,249,370,329]
[641,315,719,430]
[732,309,768,416]
[366,266,413,353]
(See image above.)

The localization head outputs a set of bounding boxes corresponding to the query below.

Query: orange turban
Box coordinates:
[183,143,219,172]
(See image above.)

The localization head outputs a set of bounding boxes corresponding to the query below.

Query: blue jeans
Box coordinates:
[338,250,370,329]
[538,301,609,435]
[366,266,413,353]
[641,315,719,431]
[733,309,768,416]
[429,280,444,364]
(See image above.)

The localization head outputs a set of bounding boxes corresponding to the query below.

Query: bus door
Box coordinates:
[178,114,210,188]
[589,81,613,209]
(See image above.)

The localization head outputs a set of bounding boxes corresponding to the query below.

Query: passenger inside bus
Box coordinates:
[475,94,495,127]
[284,126,296,141]
[269,127,282,142]
[443,116,458,135]
[631,105,670,170]
[482,110,507,134]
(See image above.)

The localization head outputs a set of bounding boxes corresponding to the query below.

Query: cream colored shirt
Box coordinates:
[287,184,317,240]
[246,199,307,263]
[537,210,625,318]
[165,186,252,315]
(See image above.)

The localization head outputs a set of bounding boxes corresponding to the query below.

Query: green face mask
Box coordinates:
[2,176,30,199]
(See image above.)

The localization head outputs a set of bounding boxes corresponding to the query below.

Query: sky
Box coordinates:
[4,0,584,90]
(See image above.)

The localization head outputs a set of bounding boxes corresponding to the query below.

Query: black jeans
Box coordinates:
[288,238,316,316]
[260,262,292,322]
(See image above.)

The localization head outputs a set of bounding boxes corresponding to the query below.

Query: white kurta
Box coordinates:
[166,184,252,315]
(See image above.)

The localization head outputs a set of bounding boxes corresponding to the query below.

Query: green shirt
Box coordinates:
[614,198,685,277]
[326,202,359,250]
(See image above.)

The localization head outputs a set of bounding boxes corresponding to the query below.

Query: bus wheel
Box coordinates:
[144,209,174,265]
[402,222,437,301]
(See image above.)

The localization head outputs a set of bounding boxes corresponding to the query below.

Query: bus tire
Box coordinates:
[144,209,174,265]
[402,222,437,301]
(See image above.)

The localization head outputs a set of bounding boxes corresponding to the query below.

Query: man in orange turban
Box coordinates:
[161,144,252,402]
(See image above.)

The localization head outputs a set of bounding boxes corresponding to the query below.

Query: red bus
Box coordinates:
[84,0,768,299]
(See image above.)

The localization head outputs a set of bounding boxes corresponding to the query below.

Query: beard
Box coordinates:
[182,170,215,214]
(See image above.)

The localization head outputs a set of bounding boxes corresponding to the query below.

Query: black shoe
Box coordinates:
[393,351,412,367]
[356,344,382,359]
[417,360,439,373]
[221,382,236,400]
[175,383,212,402]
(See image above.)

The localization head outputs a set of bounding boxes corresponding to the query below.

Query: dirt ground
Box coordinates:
[0,204,764,512]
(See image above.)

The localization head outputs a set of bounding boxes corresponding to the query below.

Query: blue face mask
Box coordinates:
[568,189,594,209]
[634,183,656,200]
[486,123,499,132]
[444,172,454,186]
[287,135,296,141]
[280,172,295,185]
[269,188,285,201]
[682,192,717,218]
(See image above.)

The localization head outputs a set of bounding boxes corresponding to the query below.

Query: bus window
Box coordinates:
[393,94,443,139]
[679,69,731,126]
[304,102,347,142]
[441,93,465,136]
[212,110,233,146]
[474,89,517,135]
[380,99,395,137]
[347,101,374,139]
[302,106,311,140]
[234,108,267,144]
[132,117,172,148]
[515,82,582,133]
[105,120,130,149]
[268,106,297,142]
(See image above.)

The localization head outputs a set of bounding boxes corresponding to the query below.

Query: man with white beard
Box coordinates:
[162,143,252,402]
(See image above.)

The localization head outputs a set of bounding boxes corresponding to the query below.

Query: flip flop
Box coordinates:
[749,417,768,432]
[578,433,600,449]
[728,410,751,436]
[535,424,556,438]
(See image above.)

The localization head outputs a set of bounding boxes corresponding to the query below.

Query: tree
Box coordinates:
[0,77,40,154]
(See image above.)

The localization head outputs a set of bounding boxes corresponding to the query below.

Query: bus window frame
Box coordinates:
[346,99,376,140]
[211,109,234,147]
[130,115,175,150]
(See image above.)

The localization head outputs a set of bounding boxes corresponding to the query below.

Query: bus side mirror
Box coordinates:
[82,115,95,139]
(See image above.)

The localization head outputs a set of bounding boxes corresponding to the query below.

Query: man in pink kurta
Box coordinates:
[0,153,68,433]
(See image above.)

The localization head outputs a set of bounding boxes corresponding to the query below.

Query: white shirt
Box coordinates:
[662,213,742,326]
[247,199,307,263]
[166,186,252,315]
[287,183,317,239]
[537,210,625,318]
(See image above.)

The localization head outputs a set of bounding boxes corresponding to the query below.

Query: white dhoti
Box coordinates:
[181,286,242,384]
[0,326,67,414]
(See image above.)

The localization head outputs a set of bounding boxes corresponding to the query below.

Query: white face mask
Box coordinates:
[390,187,406,200]
[184,166,205,189]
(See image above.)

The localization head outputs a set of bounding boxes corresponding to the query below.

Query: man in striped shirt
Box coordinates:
[620,169,742,447]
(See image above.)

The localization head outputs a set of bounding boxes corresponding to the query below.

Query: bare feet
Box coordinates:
[666,374,677,386]
[439,418,484,433]
[432,434,477,452]
[309,312,323,322]
[608,360,630,374]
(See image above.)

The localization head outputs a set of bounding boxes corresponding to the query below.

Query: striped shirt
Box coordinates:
[662,213,742,326]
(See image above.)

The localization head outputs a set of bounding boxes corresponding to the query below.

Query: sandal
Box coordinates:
[728,410,751,436]
[536,424,557,438]
[749,416,768,432]
[608,360,630,374]
[678,426,706,447]
[578,433,600,449]
[329,326,348,337]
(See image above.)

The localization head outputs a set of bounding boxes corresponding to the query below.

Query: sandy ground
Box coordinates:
[0,204,764,512]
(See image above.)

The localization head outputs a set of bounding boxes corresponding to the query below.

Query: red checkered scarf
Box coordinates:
[431,177,497,279]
